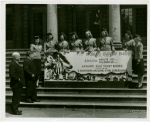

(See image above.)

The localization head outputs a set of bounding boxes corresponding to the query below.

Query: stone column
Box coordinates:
[109,5,122,48]
[15,5,22,48]
[47,4,58,43]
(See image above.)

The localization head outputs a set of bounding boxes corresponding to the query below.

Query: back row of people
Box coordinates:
[44,28,115,53]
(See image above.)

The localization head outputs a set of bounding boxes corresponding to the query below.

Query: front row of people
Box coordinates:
[9,51,40,115]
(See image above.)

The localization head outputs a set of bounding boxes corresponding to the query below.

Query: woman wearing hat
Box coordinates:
[97,28,115,52]
[69,32,83,52]
[45,33,58,53]
[83,30,97,52]
[57,32,69,53]
[30,36,42,87]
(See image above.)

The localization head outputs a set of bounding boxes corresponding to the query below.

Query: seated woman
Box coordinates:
[45,33,58,53]
[57,32,69,53]
[69,32,83,52]
[97,28,115,52]
[83,29,97,52]
[30,36,42,87]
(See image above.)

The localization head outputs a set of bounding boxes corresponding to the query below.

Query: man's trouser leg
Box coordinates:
[11,87,22,112]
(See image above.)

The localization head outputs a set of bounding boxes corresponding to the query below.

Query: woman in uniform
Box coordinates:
[30,36,43,87]
[83,29,97,52]
[69,32,83,52]
[97,28,115,52]
[133,34,144,88]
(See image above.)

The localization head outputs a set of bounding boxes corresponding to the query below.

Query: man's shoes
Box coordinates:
[32,99,40,102]
[17,110,22,113]
[26,99,34,103]
[138,84,143,89]
[12,110,22,115]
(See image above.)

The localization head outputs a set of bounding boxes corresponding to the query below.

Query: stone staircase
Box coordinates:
[6,47,147,109]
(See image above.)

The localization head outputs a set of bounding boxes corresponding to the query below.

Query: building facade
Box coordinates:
[6,4,147,49]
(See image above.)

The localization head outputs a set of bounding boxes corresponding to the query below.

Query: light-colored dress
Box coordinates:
[30,44,42,76]
[45,40,58,52]
[98,37,115,51]
[69,39,83,51]
[30,44,42,59]
[122,39,134,51]
[58,40,69,52]
[83,38,97,51]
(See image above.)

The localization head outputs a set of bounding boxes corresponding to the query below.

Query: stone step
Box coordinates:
[6,93,146,98]
[6,51,44,55]
[6,59,45,62]
[5,81,147,89]
[6,93,146,102]
[45,82,146,89]
[132,74,147,78]
[5,68,44,72]
[5,64,44,68]
[6,87,147,95]
[6,49,30,51]
[6,100,146,107]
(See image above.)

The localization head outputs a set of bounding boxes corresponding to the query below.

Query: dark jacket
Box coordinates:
[23,57,37,81]
[9,59,25,88]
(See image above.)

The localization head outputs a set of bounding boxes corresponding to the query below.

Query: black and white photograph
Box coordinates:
[0,0,149,120]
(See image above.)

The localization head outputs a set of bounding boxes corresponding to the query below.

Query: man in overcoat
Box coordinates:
[9,52,25,115]
[23,51,40,103]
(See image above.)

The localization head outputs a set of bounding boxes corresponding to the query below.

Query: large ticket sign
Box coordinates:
[44,51,132,81]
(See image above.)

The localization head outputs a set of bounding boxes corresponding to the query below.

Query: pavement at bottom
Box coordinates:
[5,106,146,118]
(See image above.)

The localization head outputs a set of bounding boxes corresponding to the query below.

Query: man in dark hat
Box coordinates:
[9,52,25,115]
[23,51,40,103]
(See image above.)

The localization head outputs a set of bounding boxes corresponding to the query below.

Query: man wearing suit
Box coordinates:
[23,51,40,103]
[9,52,25,115]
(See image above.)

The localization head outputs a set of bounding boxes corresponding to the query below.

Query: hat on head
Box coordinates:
[133,34,141,39]
[85,29,90,32]
[59,32,67,40]
[34,36,40,39]
[70,32,77,35]
[26,51,34,56]
[12,52,20,57]
[47,33,53,36]
[70,32,78,39]
[102,28,107,32]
